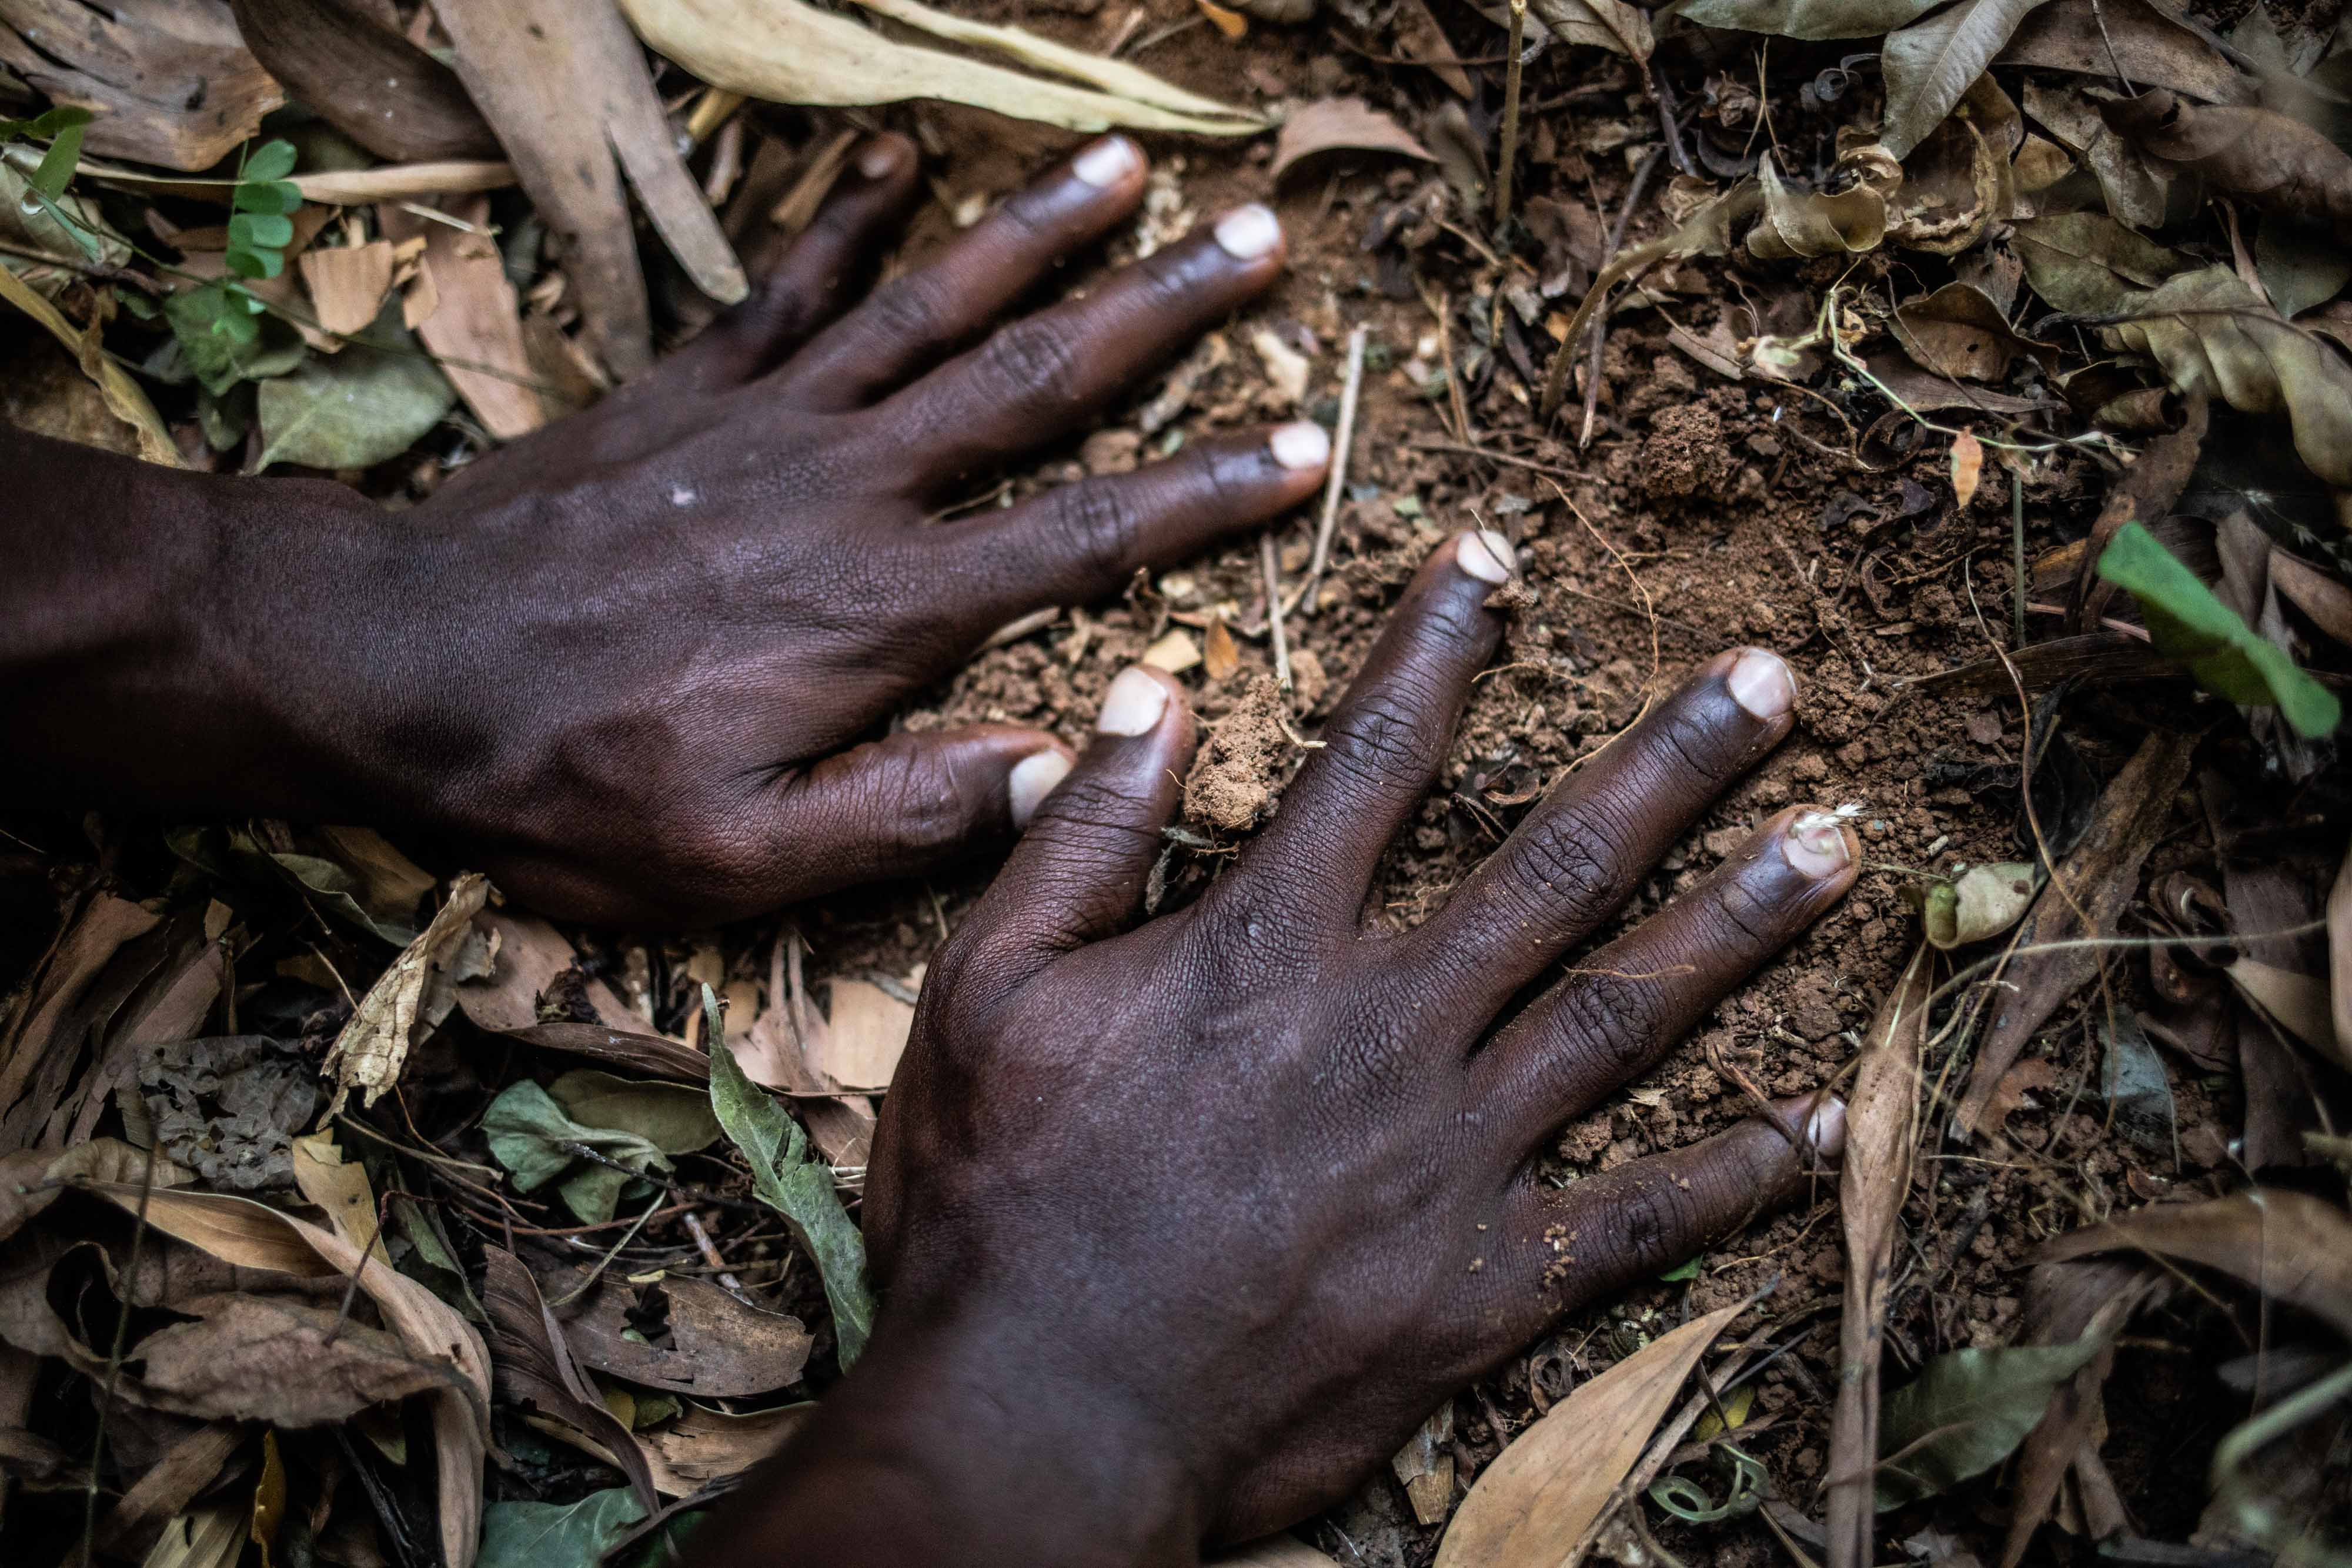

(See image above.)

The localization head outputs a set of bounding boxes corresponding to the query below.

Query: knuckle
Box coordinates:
[1708,863,1783,948]
[1041,480,1142,581]
[1649,700,1739,789]
[1549,974,1668,1083]
[863,744,978,870]
[1321,693,1438,800]
[861,269,959,350]
[976,319,1085,412]
[1506,807,1622,931]
[1606,1174,1703,1276]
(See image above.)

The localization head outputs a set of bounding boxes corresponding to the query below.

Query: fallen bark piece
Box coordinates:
[380,198,545,440]
[0,0,283,170]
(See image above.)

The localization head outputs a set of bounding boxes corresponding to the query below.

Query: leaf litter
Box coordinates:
[8,0,2352,1563]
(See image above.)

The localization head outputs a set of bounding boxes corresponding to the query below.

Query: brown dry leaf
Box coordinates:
[380,198,546,440]
[1956,731,2196,1134]
[1892,281,2054,382]
[2042,1190,2352,1339]
[1748,150,1893,259]
[552,1267,812,1395]
[1,1139,191,1244]
[1529,0,1653,61]
[438,0,746,382]
[2226,958,2344,1069]
[1880,0,2050,162]
[2333,841,2352,1062]
[636,1402,810,1496]
[2270,551,2352,647]
[455,910,634,1035]
[1999,0,2255,105]
[139,1502,246,1568]
[807,979,914,1092]
[2014,133,2076,191]
[2102,91,2352,242]
[1203,617,1242,681]
[1391,1403,1454,1526]
[1392,0,1474,97]
[129,1292,456,1424]
[92,1421,243,1559]
[289,1131,387,1265]
[1145,628,1203,673]
[299,241,397,339]
[621,0,1258,140]
[2071,392,2208,633]
[2021,81,2172,231]
[482,1248,657,1509]
[1435,1302,1745,1566]
[1825,944,1932,1568]
[0,892,163,1149]
[228,0,502,161]
[1983,1055,2055,1130]
[1196,0,1248,37]
[91,1186,490,1568]
[0,268,182,467]
[1270,98,1435,182]
[323,872,491,1114]
[0,0,283,170]
[1950,430,1986,507]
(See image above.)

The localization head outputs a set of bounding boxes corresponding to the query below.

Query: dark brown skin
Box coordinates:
[1,135,1859,1564]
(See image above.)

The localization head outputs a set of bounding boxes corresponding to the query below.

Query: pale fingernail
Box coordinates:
[1214,203,1281,260]
[1008,750,1073,828]
[1806,1096,1847,1159]
[1097,666,1169,736]
[1072,135,1140,189]
[1457,529,1515,584]
[857,139,904,180]
[1783,810,1853,878]
[1270,420,1329,470]
[1727,648,1795,721]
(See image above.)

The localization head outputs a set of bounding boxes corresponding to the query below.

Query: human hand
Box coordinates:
[714,533,1859,1566]
[6,134,1325,925]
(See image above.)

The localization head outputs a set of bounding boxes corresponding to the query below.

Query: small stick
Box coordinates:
[684,1209,747,1296]
[2011,476,2027,650]
[1579,146,1666,450]
[1261,533,1292,694]
[1299,323,1368,613]
[1495,0,1528,228]
[1436,292,1473,448]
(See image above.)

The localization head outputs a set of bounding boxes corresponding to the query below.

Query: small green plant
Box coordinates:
[225,138,301,280]
[161,138,306,389]
[2096,520,2341,738]
[1,105,97,256]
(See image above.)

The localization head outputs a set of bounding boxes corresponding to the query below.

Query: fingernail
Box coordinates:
[857,139,905,180]
[1073,135,1141,189]
[1008,750,1073,828]
[1806,1096,1847,1159]
[1727,648,1795,721]
[1783,810,1853,878]
[1457,529,1515,584]
[1097,666,1170,736]
[1214,203,1281,260]
[1270,420,1329,470]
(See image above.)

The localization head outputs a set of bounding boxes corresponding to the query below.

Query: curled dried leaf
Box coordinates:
[2101,91,2352,242]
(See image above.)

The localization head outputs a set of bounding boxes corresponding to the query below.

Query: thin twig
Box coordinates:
[1579,146,1667,450]
[1407,438,1580,481]
[1495,0,1528,228]
[83,1138,160,1553]
[683,1209,746,1295]
[2010,476,2027,649]
[1262,532,1292,694]
[1299,324,1368,615]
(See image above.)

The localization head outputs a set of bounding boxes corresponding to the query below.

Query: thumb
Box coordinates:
[776,723,1074,893]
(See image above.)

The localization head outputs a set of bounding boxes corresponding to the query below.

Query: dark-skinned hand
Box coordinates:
[689,532,1859,1567]
[2,133,1325,924]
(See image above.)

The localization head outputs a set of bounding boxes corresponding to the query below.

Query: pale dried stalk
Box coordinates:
[1495,0,1527,226]
[1298,324,1368,614]
[1262,533,1292,694]
[1824,942,1933,1568]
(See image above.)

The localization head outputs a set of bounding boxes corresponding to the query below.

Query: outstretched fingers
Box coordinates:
[946,666,1195,995]
[1499,1093,1844,1325]
[1407,648,1798,1012]
[1227,531,1518,930]
[1469,807,1860,1148]
[777,135,1151,410]
[930,424,1329,628]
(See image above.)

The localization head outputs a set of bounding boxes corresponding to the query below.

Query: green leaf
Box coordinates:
[477,1489,643,1568]
[229,211,295,252]
[0,105,93,143]
[2096,522,2341,737]
[30,119,84,203]
[224,246,282,280]
[481,1079,673,1223]
[256,311,456,471]
[242,138,298,183]
[1875,1336,2104,1508]
[705,985,876,1368]
[161,281,302,396]
[1673,0,1943,39]
[549,1071,721,1156]
[1657,1257,1702,1282]
[233,178,303,216]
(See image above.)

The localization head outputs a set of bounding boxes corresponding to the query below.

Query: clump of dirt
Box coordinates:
[1185,673,1292,833]
[1638,404,1740,503]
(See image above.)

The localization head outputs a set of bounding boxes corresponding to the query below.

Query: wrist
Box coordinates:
[694,1299,1207,1568]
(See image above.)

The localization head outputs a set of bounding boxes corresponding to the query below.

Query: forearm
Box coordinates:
[1,428,412,818]
[690,1304,1205,1568]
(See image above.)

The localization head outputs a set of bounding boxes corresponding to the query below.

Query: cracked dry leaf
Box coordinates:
[2015,214,2352,489]
[620,0,1259,136]
[1747,150,1893,259]
[2102,91,2352,242]
[323,871,490,1114]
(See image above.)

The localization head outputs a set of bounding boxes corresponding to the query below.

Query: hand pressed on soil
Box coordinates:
[693,533,1860,1567]
[2,134,1325,925]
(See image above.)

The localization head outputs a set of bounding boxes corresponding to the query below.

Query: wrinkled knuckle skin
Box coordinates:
[860,745,981,874]
[1709,861,1785,950]
[1044,479,1142,583]
[1506,805,1622,932]
[1549,974,1668,1087]
[1651,697,1740,790]
[1320,693,1438,804]
[977,319,1086,414]
[860,269,958,352]
[1605,1173,1705,1279]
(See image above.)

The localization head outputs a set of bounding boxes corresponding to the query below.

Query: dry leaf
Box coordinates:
[1204,617,1242,681]
[229,0,499,161]
[482,1249,657,1510]
[1436,1303,1743,1565]
[1880,0,2053,161]
[0,266,182,466]
[2042,1190,2352,1339]
[1391,1404,1454,1526]
[636,1403,810,1496]
[804,979,916,1092]
[1270,97,1435,182]
[125,1292,455,1424]
[323,872,492,1114]
[1,1139,191,1245]
[138,1503,247,1568]
[2331,841,2352,1069]
[621,0,1259,138]
[1949,429,1986,507]
[2022,80,2172,230]
[1211,1542,1343,1567]
[289,1131,388,1265]
[1196,0,1249,37]
[1145,628,1204,673]
[2102,91,2352,242]
[1826,945,1932,1568]
[299,241,397,338]
[1999,0,2255,105]
[0,0,283,170]
[380,198,546,440]
[553,1267,813,1396]
[1748,150,1894,259]
[91,1186,490,1568]
[2227,958,2345,1069]
[1892,282,2053,383]
[1529,0,1653,60]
